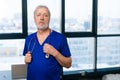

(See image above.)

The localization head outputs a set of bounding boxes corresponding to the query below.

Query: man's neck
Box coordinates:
[37,28,51,36]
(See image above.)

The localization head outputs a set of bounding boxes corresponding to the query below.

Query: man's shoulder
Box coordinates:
[52,30,65,37]
[52,30,67,40]
[26,32,36,39]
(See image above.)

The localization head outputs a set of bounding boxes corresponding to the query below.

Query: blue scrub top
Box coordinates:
[23,30,71,80]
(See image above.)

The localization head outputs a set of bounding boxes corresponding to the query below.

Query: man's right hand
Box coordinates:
[24,51,32,64]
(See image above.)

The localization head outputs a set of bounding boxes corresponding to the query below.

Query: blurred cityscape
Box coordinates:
[0,13,22,33]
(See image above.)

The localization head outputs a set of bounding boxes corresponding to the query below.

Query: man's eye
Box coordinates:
[44,15,48,17]
[37,14,41,16]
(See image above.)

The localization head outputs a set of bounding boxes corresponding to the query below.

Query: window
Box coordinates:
[98,0,120,35]
[65,0,92,32]
[64,0,120,75]
[0,0,26,79]
[97,0,120,69]
[97,37,120,68]
[0,39,25,73]
[64,38,94,73]
[0,0,27,39]
[64,0,94,74]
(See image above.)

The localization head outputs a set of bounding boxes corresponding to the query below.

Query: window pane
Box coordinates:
[0,0,22,33]
[64,38,94,73]
[27,0,61,34]
[98,0,120,34]
[97,37,120,68]
[65,0,92,32]
[0,39,25,71]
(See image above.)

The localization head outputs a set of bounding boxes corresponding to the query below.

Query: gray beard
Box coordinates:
[37,25,49,30]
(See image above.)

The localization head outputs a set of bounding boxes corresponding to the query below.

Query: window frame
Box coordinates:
[0,0,27,39]
[62,0,120,79]
[62,0,94,37]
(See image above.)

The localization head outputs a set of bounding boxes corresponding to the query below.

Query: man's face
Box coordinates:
[34,7,50,30]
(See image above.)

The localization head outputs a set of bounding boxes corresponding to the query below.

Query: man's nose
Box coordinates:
[40,15,44,20]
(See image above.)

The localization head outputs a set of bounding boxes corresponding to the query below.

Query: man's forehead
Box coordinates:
[36,8,49,14]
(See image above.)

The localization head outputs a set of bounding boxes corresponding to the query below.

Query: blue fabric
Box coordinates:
[23,30,71,80]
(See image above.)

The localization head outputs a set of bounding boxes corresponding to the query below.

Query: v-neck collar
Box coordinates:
[35,30,53,46]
